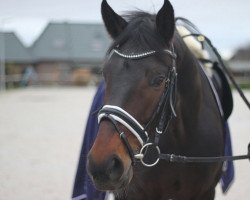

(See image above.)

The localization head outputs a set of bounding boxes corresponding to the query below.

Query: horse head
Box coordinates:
[87,0,177,191]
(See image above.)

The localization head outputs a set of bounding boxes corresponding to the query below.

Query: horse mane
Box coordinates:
[108,11,168,53]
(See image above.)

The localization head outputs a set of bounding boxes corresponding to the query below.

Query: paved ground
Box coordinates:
[0,87,249,200]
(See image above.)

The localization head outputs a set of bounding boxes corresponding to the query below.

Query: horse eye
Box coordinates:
[150,75,165,87]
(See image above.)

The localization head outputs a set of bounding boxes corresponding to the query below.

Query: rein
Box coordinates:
[98,41,250,167]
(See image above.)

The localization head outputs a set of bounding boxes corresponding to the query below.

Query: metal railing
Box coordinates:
[0,73,100,88]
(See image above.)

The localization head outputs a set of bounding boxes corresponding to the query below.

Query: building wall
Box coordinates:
[35,62,98,85]
[228,60,250,84]
[35,62,71,85]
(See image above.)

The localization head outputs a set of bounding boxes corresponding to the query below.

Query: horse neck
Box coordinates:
[176,36,201,108]
[168,37,203,141]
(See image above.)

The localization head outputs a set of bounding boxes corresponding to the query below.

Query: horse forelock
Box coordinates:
[108,11,169,54]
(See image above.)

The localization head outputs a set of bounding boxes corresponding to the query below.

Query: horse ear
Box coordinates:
[156,0,175,43]
[101,0,128,39]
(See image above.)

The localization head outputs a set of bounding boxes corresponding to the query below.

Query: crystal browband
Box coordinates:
[111,48,177,60]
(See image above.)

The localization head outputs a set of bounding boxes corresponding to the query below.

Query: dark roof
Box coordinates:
[0,32,32,63]
[31,22,111,63]
[229,44,250,72]
[230,45,250,61]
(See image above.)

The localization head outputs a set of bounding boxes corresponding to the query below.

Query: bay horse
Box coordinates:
[87,0,233,199]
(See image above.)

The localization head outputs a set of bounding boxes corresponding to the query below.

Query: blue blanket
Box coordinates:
[221,122,234,193]
[72,82,234,199]
[72,81,106,200]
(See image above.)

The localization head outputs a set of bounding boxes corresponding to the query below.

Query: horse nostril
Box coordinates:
[107,155,124,181]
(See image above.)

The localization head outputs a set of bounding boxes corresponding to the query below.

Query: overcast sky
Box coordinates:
[1,0,250,58]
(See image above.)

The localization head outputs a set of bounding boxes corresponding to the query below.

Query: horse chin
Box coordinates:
[119,163,133,188]
[93,164,133,191]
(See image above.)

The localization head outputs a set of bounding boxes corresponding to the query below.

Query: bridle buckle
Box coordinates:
[156,127,163,134]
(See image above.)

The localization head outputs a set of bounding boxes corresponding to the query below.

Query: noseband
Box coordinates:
[98,45,178,166]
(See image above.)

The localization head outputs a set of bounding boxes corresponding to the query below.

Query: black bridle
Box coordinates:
[99,44,178,166]
[98,43,250,167]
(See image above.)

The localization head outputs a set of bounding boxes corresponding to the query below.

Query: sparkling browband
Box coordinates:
[111,48,177,60]
[114,49,156,59]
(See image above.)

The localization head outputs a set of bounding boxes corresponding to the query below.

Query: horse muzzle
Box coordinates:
[87,154,132,190]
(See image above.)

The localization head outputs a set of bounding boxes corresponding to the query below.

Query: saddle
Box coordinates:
[176,18,233,120]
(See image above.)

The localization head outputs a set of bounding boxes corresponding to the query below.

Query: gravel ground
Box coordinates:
[0,87,249,200]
